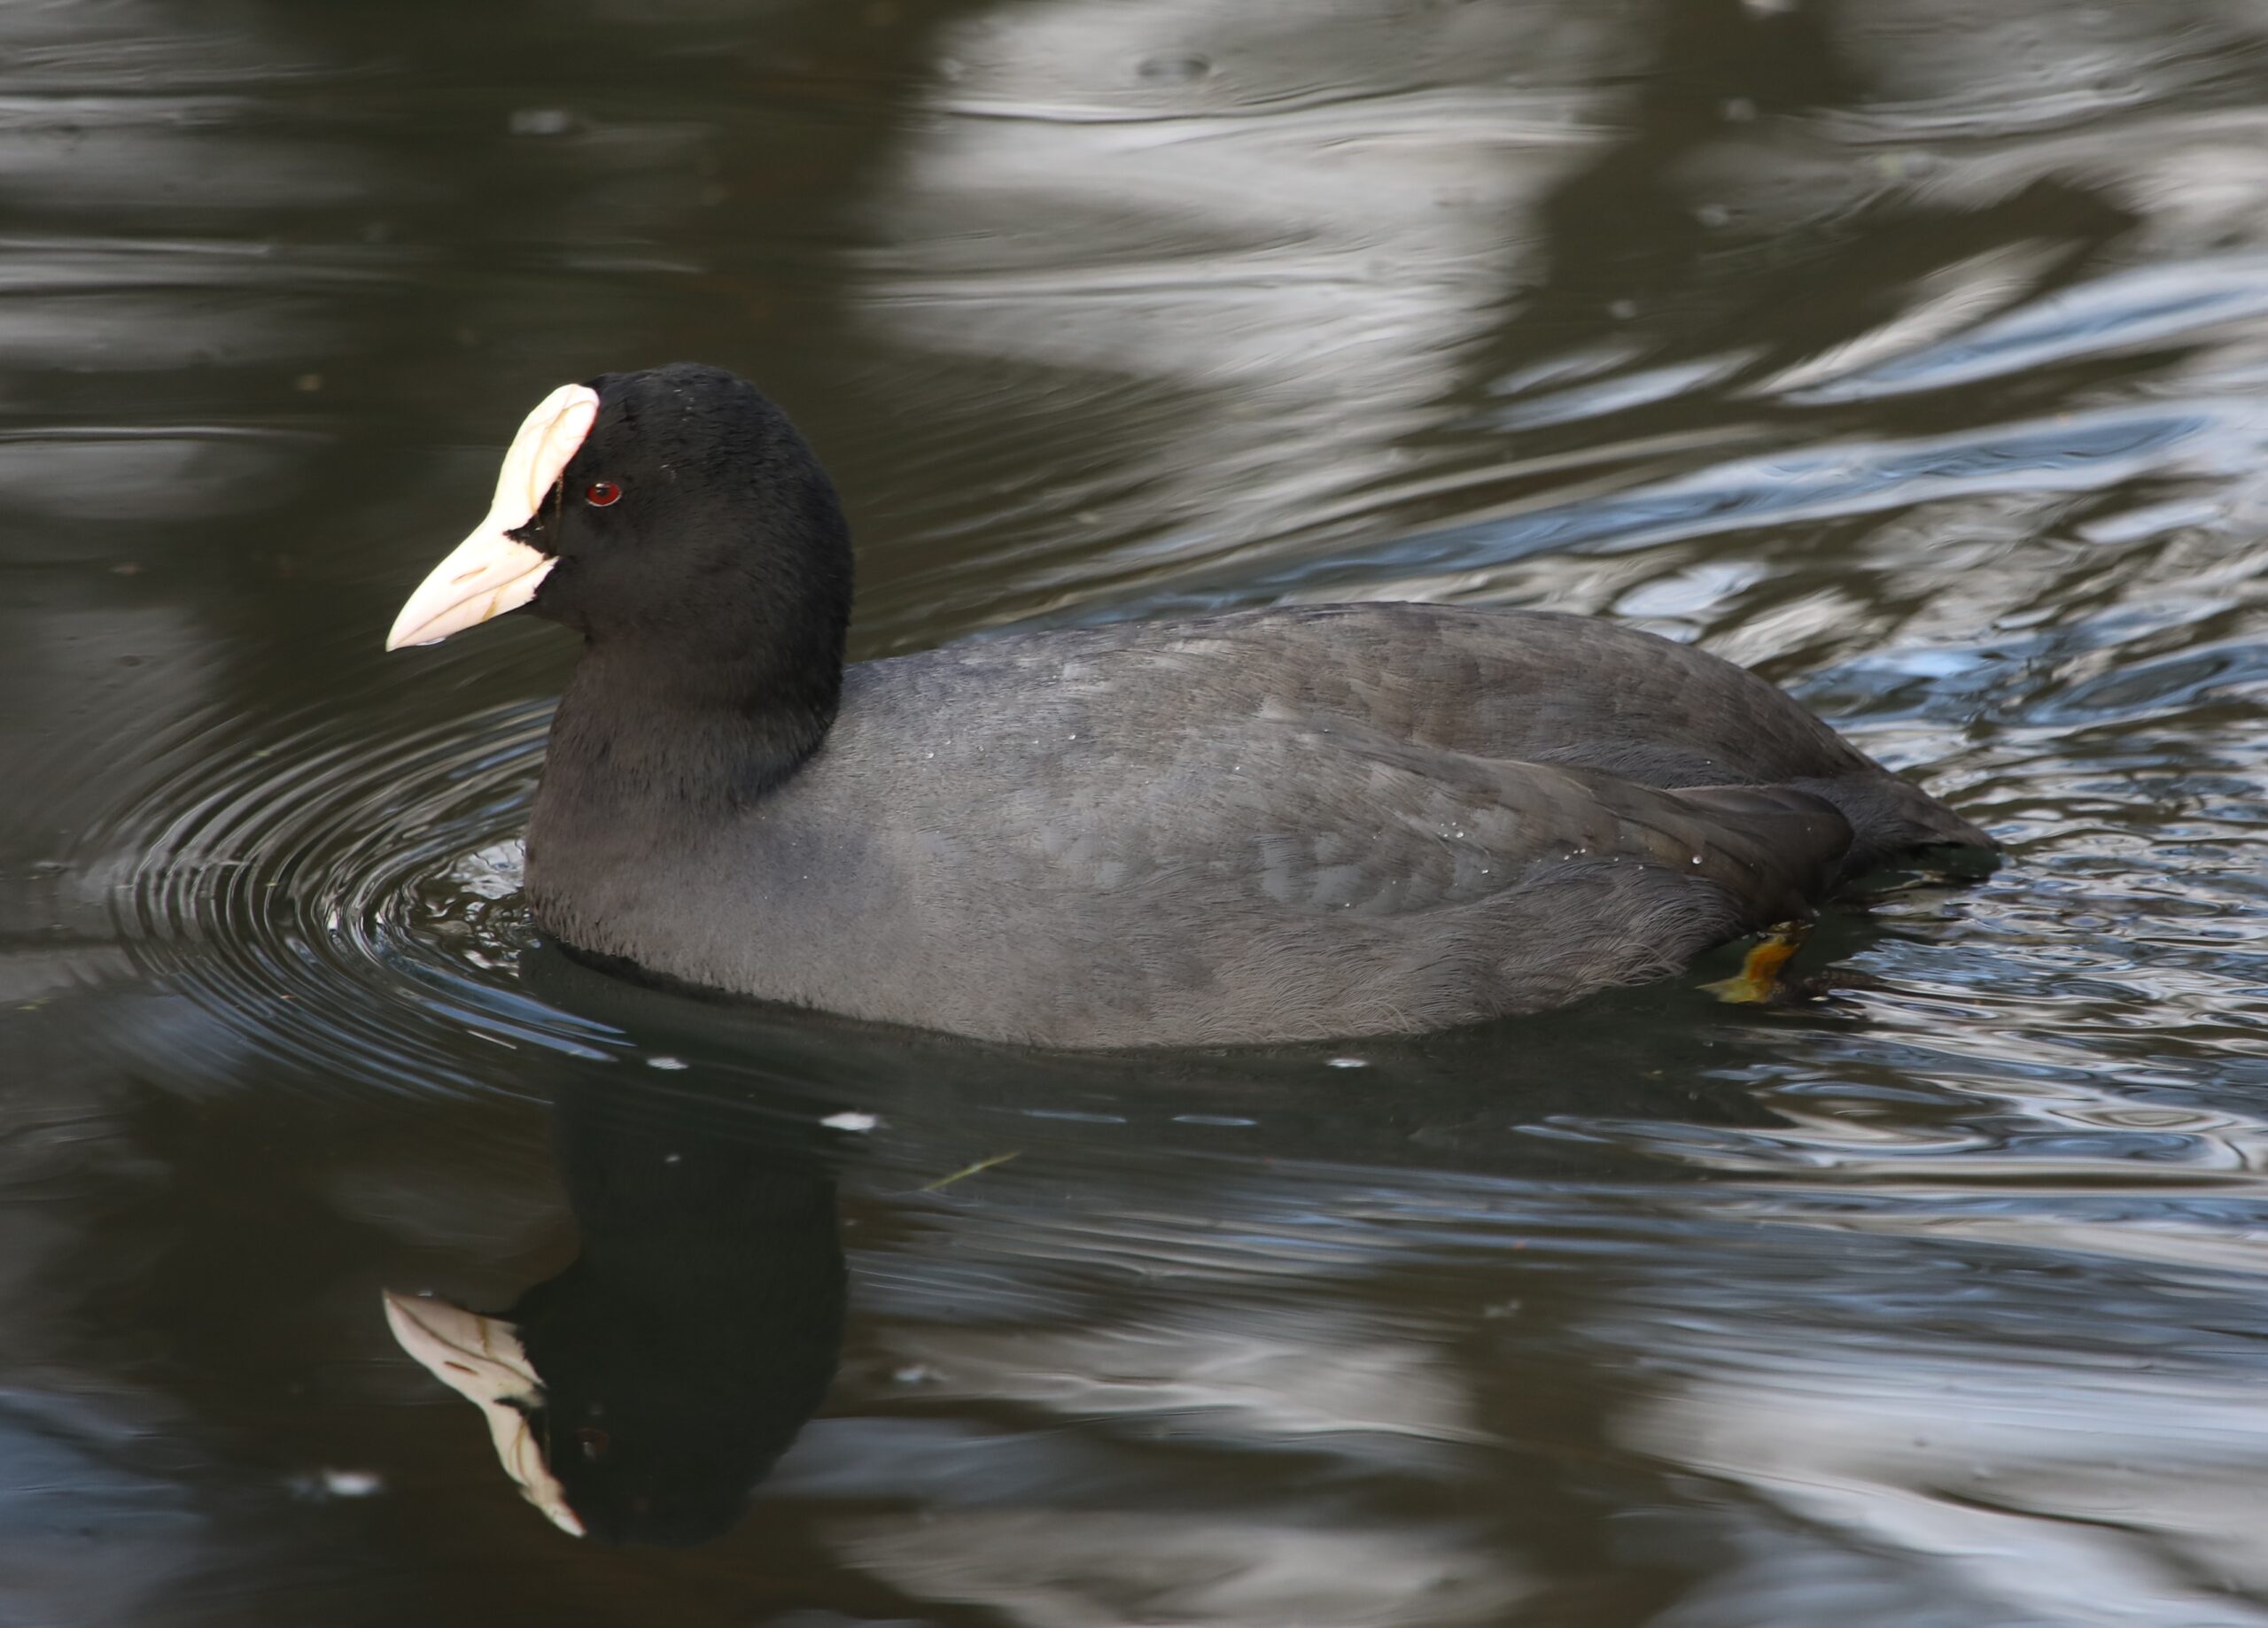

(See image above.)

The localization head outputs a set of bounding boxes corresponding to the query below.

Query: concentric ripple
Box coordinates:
[115,694,624,1100]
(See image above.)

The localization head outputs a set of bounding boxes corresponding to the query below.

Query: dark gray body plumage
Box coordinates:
[524,602,1987,1048]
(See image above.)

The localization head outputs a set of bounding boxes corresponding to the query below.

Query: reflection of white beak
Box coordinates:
[382,1290,587,1538]
[384,384,600,650]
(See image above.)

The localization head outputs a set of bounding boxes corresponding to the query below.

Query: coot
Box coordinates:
[387,364,1990,1047]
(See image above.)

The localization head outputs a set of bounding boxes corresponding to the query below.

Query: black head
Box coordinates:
[390,362,850,684]
[386,363,856,796]
[517,365,851,670]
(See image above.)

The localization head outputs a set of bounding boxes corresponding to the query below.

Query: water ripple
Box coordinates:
[111,696,619,1100]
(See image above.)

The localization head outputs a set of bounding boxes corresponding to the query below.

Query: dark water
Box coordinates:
[5,0,2268,1621]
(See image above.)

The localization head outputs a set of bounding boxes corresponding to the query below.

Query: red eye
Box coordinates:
[574,1425,610,1461]
[585,480,622,508]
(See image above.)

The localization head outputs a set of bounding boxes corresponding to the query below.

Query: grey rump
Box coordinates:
[392,364,1990,1049]
[528,602,1986,1049]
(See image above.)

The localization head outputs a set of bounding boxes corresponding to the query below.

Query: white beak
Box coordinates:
[384,384,601,650]
[382,1290,588,1538]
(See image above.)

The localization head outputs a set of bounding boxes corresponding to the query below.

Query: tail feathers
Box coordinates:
[1788,772,1996,880]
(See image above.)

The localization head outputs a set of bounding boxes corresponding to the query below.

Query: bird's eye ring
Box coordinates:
[585,480,622,508]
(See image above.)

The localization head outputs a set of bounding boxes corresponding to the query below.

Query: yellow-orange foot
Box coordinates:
[1703,920,1812,1005]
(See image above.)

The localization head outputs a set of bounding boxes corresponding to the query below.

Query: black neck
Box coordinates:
[543,624,843,818]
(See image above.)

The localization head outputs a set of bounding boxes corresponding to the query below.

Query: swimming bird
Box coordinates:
[386,364,1991,1047]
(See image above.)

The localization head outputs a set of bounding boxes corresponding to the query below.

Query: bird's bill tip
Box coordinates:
[384,527,555,650]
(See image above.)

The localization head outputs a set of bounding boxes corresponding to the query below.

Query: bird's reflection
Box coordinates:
[385,1074,845,1545]
[390,939,1805,1570]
